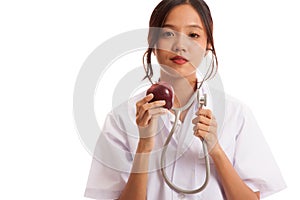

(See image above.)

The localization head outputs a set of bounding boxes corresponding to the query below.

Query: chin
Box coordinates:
[163,69,196,79]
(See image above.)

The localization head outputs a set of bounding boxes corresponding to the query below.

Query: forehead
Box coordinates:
[163,4,204,28]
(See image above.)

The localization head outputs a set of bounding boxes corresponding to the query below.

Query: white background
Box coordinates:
[0,0,299,199]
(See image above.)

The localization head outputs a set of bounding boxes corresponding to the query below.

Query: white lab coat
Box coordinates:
[84,88,286,199]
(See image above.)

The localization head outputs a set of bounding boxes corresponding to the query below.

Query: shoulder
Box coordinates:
[224,93,248,117]
[111,90,146,117]
[222,92,262,139]
[224,93,257,123]
[105,91,146,133]
[207,87,249,129]
[215,91,255,135]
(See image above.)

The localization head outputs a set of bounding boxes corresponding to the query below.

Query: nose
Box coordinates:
[172,34,187,53]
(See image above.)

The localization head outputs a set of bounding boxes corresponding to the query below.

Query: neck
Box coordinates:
[160,71,197,108]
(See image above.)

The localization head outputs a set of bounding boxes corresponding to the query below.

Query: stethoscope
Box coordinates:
[160,79,210,194]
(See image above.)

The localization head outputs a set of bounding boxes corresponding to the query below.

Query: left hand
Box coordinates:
[192,109,219,155]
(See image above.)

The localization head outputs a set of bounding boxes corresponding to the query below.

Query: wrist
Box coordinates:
[209,142,223,158]
[137,138,154,153]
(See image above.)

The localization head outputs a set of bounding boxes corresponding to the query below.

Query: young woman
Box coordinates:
[85,0,286,199]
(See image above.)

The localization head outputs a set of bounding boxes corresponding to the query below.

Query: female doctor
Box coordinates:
[85,0,286,199]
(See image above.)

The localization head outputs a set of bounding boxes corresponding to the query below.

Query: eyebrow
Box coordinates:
[163,24,203,30]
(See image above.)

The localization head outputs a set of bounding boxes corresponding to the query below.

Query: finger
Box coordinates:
[136,93,154,109]
[196,109,212,119]
[141,111,151,126]
[194,129,207,140]
[138,100,165,118]
[193,123,217,133]
[147,100,166,109]
[137,107,168,126]
[149,107,168,117]
[136,99,166,126]
[138,99,166,113]
[192,115,211,125]
[193,123,210,132]
[211,119,217,127]
[136,112,146,126]
[197,109,212,119]
[143,107,168,121]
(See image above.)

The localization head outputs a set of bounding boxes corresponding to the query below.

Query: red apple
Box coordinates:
[146,81,174,110]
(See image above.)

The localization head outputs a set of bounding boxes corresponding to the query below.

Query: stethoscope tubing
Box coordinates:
[160,89,210,194]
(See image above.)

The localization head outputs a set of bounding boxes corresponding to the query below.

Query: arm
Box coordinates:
[118,140,152,200]
[193,109,260,200]
[210,144,260,200]
[118,94,167,200]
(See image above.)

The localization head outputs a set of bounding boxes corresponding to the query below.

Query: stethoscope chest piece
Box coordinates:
[198,92,207,108]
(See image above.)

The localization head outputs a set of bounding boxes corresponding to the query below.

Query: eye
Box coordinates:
[189,32,200,38]
[161,31,175,38]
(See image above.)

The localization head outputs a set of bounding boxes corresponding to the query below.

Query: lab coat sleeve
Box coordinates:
[84,111,134,200]
[233,105,286,198]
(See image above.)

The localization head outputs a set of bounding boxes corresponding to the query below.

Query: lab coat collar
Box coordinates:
[164,78,213,124]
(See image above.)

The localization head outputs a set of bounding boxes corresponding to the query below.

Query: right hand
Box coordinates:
[135,93,168,152]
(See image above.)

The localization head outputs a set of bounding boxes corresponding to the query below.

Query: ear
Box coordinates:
[205,49,209,56]
[205,43,212,56]
[153,45,157,56]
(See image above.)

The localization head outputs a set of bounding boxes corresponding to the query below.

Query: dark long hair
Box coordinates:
[143,0,218,83]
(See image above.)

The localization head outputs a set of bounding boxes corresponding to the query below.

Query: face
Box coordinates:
[155,4,208,78]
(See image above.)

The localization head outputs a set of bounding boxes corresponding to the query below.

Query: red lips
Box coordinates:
[170,55,188,65]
